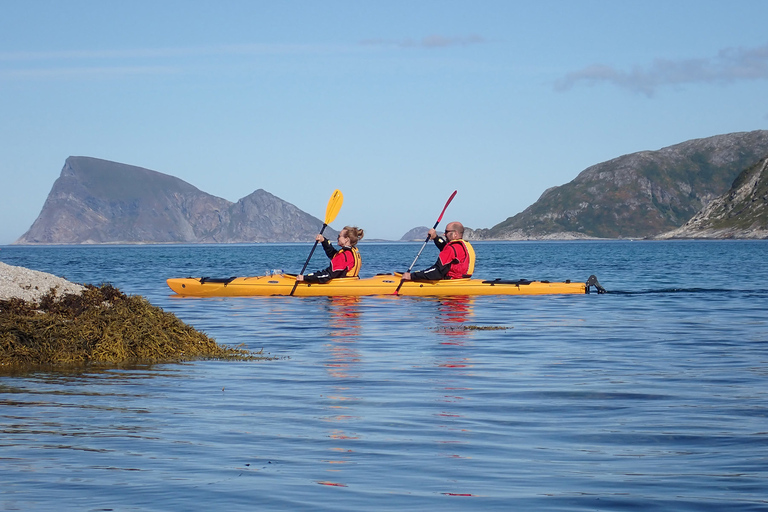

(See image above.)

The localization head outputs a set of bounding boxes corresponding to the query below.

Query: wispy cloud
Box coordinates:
[0,43,345,81]
[0,43,333,63]
[555,43,768,96]
[0,65,179,80]
[360,34,486,49]
[0,38,485,81]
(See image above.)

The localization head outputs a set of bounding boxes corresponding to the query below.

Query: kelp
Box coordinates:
[1,284,262,371]
[437,325,511,333]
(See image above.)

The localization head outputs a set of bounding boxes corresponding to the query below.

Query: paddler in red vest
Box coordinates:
[296,226,364,283]
[402,221,476,281]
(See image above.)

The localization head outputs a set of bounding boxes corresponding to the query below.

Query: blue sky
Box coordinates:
[2,0,768,244]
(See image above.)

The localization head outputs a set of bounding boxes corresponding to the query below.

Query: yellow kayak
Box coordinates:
[166,273,605,297]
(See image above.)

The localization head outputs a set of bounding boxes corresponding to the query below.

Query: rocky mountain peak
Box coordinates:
[15,157,336,244]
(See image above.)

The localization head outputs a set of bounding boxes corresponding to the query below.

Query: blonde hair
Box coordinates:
[343,226,364,246]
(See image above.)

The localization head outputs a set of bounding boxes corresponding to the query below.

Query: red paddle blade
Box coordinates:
[436,190,457,225]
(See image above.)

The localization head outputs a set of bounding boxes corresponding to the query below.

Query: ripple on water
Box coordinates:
[2,242,768,510]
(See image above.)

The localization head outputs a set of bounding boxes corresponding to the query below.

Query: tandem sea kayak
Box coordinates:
[166,273,606,297]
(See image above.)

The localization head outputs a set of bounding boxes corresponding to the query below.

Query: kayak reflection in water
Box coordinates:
[296,226,364,284]
[402,221,475,281]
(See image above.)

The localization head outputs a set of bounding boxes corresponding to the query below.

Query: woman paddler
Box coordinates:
[296,226,364,283]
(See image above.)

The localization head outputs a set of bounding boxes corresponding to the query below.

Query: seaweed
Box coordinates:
[1,284,263,371]
[436,325,511,333]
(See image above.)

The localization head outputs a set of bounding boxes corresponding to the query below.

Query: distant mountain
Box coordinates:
[473,130,768,239]
[14,156,337,244]
[400,226,431,241]
[657,156,768,239]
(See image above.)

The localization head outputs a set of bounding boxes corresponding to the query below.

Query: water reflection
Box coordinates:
[0,367,181,482]
[434,296,475,344]
[429,297,477,496]
[319,297,363,487]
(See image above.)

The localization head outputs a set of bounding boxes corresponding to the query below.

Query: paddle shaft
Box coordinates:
[404,223,438,274]
[290,223,328,296]
[395,190,457,294]
[299,224,327,275]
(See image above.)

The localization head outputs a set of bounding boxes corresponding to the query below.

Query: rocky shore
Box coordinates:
[0,261,85,302]
[1,261,262,369]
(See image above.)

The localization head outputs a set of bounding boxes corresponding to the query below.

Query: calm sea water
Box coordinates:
[1,241,767,511]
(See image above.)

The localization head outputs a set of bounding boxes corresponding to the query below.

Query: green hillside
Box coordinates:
[485,130,768,239]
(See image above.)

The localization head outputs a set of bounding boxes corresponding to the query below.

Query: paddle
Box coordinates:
[394,190,457,295]
[290,189,344,296]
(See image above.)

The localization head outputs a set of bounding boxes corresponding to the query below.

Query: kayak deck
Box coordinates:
[166,273,606,297]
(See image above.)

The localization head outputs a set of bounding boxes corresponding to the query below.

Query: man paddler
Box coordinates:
[402,221,475,281]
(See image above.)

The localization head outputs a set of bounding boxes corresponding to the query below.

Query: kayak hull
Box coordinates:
[166,274,591,297]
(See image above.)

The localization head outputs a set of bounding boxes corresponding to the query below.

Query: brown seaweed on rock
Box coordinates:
[1,284,262,370]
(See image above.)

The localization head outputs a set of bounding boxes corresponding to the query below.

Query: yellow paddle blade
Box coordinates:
[324,189,343,225]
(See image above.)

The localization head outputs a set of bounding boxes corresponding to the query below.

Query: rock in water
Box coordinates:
[0,261,85,302]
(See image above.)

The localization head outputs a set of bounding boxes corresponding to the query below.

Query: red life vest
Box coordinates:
[438,240,474,279]
[330,247,361,277]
